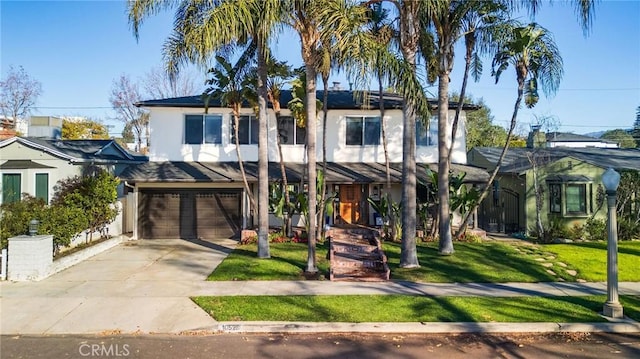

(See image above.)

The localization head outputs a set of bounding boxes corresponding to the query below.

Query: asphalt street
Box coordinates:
[2,332,639,359]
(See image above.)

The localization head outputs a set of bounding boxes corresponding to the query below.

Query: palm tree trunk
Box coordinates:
[318,74,330,238]
[274,112,291,236]
[456,78,524,237]
[305,65,318,274]
[437,71,454,255]
[234,112,257,222]
[378,74,393,239]
[398,3,419,268]
[447,32,474,166]
[256,39,270,258]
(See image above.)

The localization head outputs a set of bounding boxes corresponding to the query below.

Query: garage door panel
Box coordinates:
[196,192,241,239]
[140,189,241,239]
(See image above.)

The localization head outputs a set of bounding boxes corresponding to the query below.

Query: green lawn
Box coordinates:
[192,295,640,322]
[207,242,330,281]
[542,241,640,282]
[208,240,640,283]
[384,241,578,282]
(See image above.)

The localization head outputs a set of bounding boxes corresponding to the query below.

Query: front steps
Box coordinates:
[327,227,390,281]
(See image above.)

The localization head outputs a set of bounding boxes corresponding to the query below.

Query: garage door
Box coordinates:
[139,189,241,239]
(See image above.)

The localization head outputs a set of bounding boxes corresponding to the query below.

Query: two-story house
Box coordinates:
[119,90,488,240]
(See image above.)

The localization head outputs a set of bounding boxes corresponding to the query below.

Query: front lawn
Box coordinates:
[384,241,578,282]
[542,241,640,282]
[207,240,640,283]
[207,242,330,281]
[192,295,640,322]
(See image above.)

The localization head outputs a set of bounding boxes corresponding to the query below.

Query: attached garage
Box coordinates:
[139,189,241,239]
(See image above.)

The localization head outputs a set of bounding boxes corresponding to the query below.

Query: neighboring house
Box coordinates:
[468,145,640,234]
[0,116,28,136]
[0,137,147,205]
[119,90,489,240]
[529,127,619,148]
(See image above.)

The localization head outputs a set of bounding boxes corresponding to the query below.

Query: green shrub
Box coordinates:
[584,218,606,241]
[0,195,47,248]
[618,218,640,241]
[40,204,87,252]
[52,169,119,242]
[568,223,585,240]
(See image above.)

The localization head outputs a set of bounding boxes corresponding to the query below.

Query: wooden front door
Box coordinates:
[339,185,362,224]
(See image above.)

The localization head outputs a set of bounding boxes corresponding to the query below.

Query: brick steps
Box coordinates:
[328,227,390,282]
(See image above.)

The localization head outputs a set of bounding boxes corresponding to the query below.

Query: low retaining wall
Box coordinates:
[49,235,129,277]
[6,234,130,281]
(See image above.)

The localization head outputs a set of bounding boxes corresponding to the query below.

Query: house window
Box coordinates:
[346,116,380,146]
[416,116,438,146]
[549,182,589,216]
[549,183,561,213]
[566,184,587,214]
[231,115,259,145]
[278,116,306,145]
[184,114,222,144]
[2,173,21,204]
[35,173,48,204]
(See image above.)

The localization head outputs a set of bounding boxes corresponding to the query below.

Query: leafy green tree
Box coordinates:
[62,118,109,139]
[121,122,135,143]
[601,129,636,148]
[51,169,119,243]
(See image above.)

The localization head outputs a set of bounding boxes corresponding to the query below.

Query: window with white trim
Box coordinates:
[184,114,222,144]
[346,116,380,146]
[278,116,306,145]
[416,116,438,146]
[231,114,259,145]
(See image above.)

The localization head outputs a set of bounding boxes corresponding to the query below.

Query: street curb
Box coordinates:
[214,321,640,334]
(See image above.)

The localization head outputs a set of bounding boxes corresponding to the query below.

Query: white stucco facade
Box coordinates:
[146,106,469,164]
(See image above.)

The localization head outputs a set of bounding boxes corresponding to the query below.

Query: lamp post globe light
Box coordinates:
[602,168,623,318]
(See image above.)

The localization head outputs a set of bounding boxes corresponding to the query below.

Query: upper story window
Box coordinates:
[231,114,259,145]
[278,116,306,145]
[346,116,380,146]
[416,116,438,146]
[185,114,222,144]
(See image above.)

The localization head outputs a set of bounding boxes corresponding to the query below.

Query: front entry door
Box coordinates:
[339,184,362,224]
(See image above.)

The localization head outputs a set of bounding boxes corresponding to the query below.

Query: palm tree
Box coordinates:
[366,2,395,204]
[286,0,368,274]
[203,54,257,218]
[469,22,563,231]
[128,0,285,258]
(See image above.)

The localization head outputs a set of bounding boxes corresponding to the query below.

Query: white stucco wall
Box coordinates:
[0,143,80,205]
[146,106,468,164]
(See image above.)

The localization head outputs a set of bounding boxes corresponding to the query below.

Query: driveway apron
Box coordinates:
[0,238,237,334]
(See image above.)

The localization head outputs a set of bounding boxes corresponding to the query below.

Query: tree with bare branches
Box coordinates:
[109,74,148,152]
[0,65,42,129]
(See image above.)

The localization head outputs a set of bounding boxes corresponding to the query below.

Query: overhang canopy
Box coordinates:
[0,160,55,169]
[120,161,490,185]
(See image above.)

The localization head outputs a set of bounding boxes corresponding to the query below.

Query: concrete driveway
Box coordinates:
[0,237,237,334]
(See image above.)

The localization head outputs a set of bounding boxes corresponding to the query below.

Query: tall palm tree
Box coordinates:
[128,0,285,258]
[203,54,257,217]
[286,0,368,274]
[470,22,563,228]
[366,2,395,200]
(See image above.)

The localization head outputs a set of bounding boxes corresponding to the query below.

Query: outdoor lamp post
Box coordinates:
[602,168,623,318]
[28,219,40,236]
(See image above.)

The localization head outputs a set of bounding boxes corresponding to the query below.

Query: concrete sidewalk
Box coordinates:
[1,238,639,335]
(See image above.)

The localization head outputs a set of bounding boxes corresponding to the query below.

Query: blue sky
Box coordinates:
[1,0,639,137]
